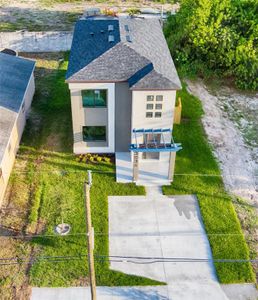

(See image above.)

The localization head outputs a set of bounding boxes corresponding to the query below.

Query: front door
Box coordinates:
[142,133,160,160]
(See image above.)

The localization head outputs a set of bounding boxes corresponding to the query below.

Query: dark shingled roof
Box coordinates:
[66,16,181,90]
[66,18,120,80]
[68,43,152,82]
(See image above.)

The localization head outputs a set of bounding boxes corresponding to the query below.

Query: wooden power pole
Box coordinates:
[84,171,97,300]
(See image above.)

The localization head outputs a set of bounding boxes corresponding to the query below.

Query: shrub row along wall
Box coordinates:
[0,31,73,52]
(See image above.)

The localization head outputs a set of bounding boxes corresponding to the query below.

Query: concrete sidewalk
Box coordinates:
[31,286,169,300]
[31,284,257,300]
[108,192,229,299]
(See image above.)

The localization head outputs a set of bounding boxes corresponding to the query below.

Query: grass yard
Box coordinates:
[163,84,256,283]
[0,52,255,299]
[0,52,160,299]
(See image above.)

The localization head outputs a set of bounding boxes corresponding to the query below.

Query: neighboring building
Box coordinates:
[66,16,182,184]
[0,52,35,204]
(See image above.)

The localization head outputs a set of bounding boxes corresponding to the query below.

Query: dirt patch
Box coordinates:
[186,79,258,280]
[0,0,176,31]
[186,79,258,207]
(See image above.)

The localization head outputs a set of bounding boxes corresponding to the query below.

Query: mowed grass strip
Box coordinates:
[17,53,162,287]
[163,84,255,283]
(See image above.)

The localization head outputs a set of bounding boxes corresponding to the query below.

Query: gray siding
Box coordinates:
[115,83,132,152]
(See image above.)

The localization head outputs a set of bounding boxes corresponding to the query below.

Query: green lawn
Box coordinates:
[1,53,254,295]
[163,84,255,283]
[3,52,161,289]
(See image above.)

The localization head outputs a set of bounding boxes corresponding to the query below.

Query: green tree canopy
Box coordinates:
[165,0,258,89]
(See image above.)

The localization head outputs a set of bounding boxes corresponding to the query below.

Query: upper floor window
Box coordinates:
[146,103,154,110]
[82,89,107,107]
[147,95,154,102]
[155,103,162,110]
[145,94,163,119]
[156,95,163,101]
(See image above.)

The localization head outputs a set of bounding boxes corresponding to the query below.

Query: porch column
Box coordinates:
[133,152,139,182]
[168,152,176,181]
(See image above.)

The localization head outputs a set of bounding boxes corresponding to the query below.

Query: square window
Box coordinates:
[146,112,153,118]
[82,90,107,107]
[83,126,106,141]
[147,95,154,101]
[155,103,162,110]
[146,103,154,110]
[156,95,163,101]
[155,112,162,118]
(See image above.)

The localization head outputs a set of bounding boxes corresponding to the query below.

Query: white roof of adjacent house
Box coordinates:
[0,53,35,165]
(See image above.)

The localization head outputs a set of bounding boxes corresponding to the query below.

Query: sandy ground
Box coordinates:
[0,0,177,31]
[186,80,258,207]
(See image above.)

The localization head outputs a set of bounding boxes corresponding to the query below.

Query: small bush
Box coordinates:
[96,156,102,162]
[104,157,111,163]
[126,8,141,16]
[75,154,113,164]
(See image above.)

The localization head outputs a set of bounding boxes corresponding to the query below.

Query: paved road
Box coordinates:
[108,191,228,300]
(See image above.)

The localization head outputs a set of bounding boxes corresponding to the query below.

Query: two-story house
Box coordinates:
[66,15,182,184]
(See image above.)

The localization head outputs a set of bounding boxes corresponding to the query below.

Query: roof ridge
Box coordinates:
[130,69,174,89]
[67,42,153,82]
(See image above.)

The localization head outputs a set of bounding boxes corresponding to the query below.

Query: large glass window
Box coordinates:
[82,90,107,107]
[83,126,106,141]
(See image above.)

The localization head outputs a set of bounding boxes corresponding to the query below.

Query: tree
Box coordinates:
[165,0,258,89]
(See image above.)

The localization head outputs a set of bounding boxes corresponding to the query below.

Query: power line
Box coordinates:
[3,168,258,178]
[95,255,258,263]
[0,231,255,239]
[0,254,256,266]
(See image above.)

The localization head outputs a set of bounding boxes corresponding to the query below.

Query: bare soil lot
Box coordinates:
[0,0,176,31]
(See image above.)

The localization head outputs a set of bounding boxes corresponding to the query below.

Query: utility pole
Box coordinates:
[84,170,97,300]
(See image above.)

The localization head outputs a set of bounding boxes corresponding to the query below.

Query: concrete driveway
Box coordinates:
[109,191,229,300]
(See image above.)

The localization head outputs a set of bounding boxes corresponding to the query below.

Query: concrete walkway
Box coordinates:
[116,152,171,185]
[108,190,229,299]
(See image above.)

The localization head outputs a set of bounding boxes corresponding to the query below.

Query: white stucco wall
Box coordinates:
[0,73,35,205]
[131,90,176,161]
[68,82,115,154]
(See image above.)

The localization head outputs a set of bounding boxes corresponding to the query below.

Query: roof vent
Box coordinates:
[124,25,130,32]
[108,25,114,32]
[90,32,94,36]
[108,35,114,42]
[126,35,132,42]
[100,30,104,34]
